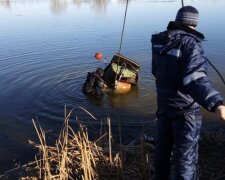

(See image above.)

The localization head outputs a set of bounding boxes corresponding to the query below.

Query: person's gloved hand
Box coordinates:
[216,105,225,121]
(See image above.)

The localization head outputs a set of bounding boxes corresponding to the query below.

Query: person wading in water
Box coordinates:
[82,67,107,97]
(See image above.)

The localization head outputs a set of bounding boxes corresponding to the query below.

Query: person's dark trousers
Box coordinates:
[154,108,202,180]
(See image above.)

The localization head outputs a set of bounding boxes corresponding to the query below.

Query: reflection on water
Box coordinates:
[0,0,10,8]
[0,0,114,14]
[50,0,68,14]
[0,0,175,13]
[0,0,109,9]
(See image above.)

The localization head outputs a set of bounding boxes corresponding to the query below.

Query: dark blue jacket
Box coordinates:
[82,72,105,96]
[151,21,223,112]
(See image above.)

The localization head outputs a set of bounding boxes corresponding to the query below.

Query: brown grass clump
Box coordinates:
[14,107,154,180]
[28,109,115,179]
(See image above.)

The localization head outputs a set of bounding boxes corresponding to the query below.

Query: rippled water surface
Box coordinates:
[0,0,225,173]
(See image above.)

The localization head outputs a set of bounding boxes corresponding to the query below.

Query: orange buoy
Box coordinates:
[95,52,103,60]
[114,81,131,94]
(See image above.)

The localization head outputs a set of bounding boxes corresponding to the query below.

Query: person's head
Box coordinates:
[175,6,199,28]
[96,67,104,77]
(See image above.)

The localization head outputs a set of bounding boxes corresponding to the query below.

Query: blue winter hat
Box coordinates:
[175,6,199,27]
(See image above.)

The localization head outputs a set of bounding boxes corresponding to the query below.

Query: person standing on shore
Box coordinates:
[151,5,225,179]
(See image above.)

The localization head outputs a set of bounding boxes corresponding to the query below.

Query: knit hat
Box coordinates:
[175,6,199,27]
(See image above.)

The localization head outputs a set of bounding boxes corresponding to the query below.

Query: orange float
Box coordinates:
[95,52,103,60]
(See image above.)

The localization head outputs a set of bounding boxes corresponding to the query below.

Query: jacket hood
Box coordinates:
[167,21,205,41]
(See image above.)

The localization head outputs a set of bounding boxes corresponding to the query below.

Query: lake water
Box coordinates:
[0,0,225,174]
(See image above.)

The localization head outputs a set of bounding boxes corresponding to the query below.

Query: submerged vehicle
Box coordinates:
[103,53,140,93]
[82,53,140,95]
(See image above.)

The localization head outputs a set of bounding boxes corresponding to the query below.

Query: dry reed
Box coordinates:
[2,107,224,179]
[15,107,153,180]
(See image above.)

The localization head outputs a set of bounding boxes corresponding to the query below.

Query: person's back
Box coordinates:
[151,6,225,180]
[152,21,222,112]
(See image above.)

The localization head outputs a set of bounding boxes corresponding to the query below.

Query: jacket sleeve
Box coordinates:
[181,38,224,112]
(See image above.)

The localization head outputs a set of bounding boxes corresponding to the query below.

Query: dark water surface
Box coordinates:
[0,0,225,173]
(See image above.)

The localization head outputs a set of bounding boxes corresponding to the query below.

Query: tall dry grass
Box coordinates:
[24,107,154,180]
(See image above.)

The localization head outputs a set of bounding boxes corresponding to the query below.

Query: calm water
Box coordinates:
[0,0,225,173]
